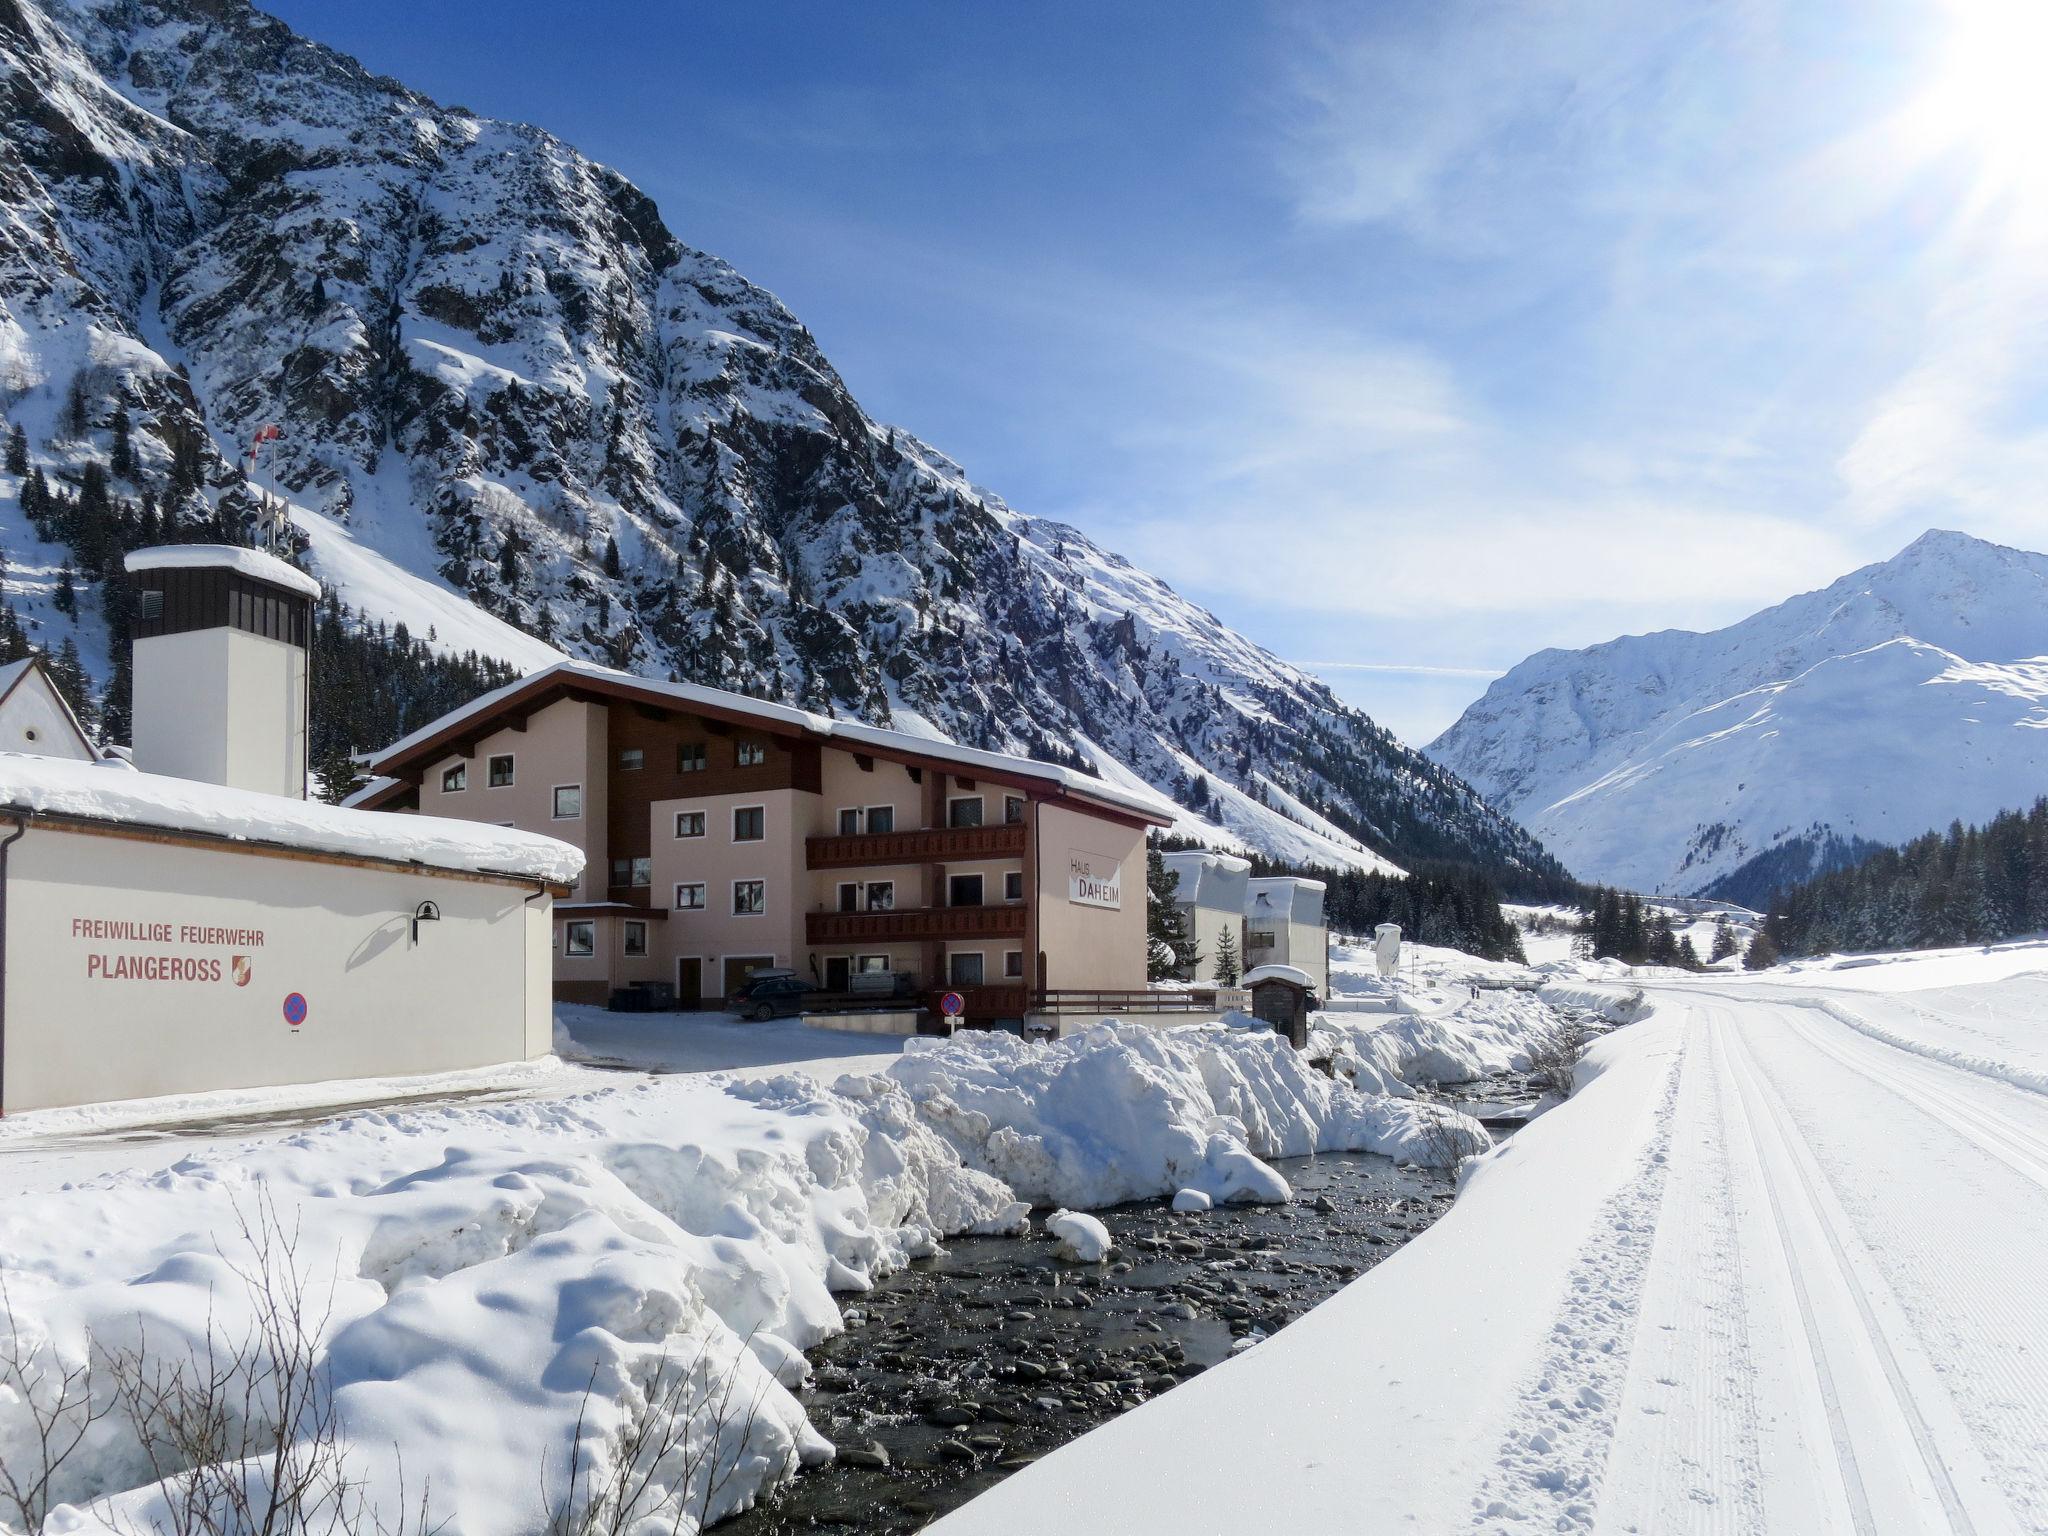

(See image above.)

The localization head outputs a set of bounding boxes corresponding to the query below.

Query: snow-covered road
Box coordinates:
[932,961,2048,1534]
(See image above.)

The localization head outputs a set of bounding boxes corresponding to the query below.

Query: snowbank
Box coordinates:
[887,1021,1486,1207]
[0,1071,1017,1534]
[0,752,584,883]
[1314,989,1575,1088]
[0,1014,1495,1533]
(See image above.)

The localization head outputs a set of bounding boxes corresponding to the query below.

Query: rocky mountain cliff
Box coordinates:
[0,0,1567,884]
[1430,530,2048,900]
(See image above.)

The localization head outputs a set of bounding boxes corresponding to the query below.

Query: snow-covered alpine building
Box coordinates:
[0,546,578,1116]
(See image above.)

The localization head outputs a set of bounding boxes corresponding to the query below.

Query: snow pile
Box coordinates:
[0,1071,1017,1534]
[884,1021,1487,1208]
[1536,978,1649,1024]
[0,753,584,884]
[1314,989,1580,1088]
[1171,1188,1213,1213]
[1046,1210,1113,1262]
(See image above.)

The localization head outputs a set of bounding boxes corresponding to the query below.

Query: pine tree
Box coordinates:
[109,408,134,477]
[54,563,76,616]
[1145,843,1198,981]
[64,373,90,438]
[1212,923,1240,985]
[603,533,622,578]
[1743,928,1781,971]
[3,422,25,476]
[1709,917,1738,962]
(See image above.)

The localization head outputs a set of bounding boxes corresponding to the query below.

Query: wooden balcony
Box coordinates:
[806,822,1027,869]
[805,903,1028,944]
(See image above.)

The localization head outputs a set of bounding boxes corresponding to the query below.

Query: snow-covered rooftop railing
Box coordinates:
[0,753,583,884]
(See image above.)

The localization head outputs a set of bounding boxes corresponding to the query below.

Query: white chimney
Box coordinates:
[123,545,320,800]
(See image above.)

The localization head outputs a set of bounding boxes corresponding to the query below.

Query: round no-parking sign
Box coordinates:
[939,991,966,1018]
[282,992,308,1028]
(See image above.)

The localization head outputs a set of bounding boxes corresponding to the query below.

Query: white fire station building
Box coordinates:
[0,546,578,1116]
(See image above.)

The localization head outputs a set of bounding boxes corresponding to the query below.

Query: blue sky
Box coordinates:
[267,0,2048,744]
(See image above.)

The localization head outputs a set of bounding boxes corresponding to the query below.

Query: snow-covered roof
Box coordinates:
[366,660,1177,824]
[0,655,98,760]
[1243,963,1314,989]
[125,544,324,600]
[1162,848,1252,909]
[0,753,583,884]
[1247,876,1327,927]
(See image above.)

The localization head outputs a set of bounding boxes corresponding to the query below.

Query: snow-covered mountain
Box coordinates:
[0,0,1567,882]
[1430,530,2048,900]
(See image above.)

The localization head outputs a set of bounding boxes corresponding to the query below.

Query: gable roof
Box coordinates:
[0,655,98,759]
[361,660,1176,826]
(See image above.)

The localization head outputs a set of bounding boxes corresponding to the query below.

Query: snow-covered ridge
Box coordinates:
[0,751,585,881]
[1430,530,2048,894]
[0,0,1560,883]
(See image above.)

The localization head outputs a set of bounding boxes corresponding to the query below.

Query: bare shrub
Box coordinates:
[1414,1108,1476,1177]
[543,1330,772,1536]
[2,1193,434,1536]
[1526,1013,1590,1100]
[0,1275,116,1533]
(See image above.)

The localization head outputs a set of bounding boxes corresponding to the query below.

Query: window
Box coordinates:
[838,808,862,836]
[733,880,766,916]
[1248,930,1276,949]
[733,806,765,842]
[948,796,983,828]
[623,921,648,957]
[678,743,706,773]
[948,874,983,908]
[488,754,515,787]
[441,763,467,793]
[1004,871,1024,902]
[949,951,985,986]
[610,857,651,888]
[674,883,706,911]
[138,589,164,621]
[674,810,706,838]
[553,784,582,819]
[865,881,895,911]
[1004,950,1024,979]
[618,747,644,772]
[564,921,595,957]
[856,954,891,974]
[866,805,894,834]
[838,882,860,913]
[1005,796,1025,825]
[736,741,767,767]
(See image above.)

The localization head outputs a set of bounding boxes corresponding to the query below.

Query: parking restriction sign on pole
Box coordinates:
[939,991,965,1019]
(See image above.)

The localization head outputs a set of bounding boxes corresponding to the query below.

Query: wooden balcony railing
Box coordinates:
[806,823,1027,869]
[805,903,1028,944]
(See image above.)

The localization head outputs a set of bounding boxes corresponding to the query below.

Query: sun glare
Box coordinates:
[1908,0,2048,212]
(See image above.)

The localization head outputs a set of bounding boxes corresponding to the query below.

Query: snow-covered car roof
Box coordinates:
[0,753,583,884]
[363,659,1177,825]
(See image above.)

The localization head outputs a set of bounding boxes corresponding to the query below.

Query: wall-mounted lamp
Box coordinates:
[411,899,442,944]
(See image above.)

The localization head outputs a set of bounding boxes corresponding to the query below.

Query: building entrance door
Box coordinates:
[824,956,851,993]
[676,957,701,1008]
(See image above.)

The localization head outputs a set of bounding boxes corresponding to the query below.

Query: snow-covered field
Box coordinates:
[933,941,2048,1534]
[0,1013,1482,1534]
